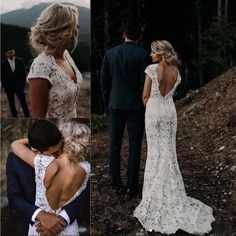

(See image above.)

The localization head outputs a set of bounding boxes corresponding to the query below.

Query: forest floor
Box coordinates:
[91,67,236,235]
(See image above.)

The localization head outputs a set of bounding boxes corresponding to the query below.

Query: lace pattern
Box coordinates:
[27,50,83,118]
[133,64,215,235]
[28,155,90,236]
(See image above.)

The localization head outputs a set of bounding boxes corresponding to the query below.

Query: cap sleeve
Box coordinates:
[79,161,91,174]
[144,64,157,81]
[27,55,53,85]
[34,154,55,180]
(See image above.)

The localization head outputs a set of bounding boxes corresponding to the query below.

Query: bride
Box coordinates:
[11,121,90,235]
[133,40,215,235]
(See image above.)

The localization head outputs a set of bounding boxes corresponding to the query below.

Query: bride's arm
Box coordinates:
[11,138,36,168]
[142,75,152,106]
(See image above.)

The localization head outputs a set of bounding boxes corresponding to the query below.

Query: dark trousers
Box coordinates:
[109,109,144,190]
[5,89,30,117]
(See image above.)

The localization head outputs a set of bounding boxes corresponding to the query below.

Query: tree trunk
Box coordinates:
[225,0,228,21]
[218,0,222,18]
[197,0,203,86]
[104,0,111,49]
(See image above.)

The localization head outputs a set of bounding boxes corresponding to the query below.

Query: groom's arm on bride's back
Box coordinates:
[6,152,39,222]
[62,180,90,224]
[7,152,66,235]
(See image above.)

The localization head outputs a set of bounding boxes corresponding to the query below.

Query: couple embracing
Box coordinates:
[101,22,215,235]
[7,120,90,236]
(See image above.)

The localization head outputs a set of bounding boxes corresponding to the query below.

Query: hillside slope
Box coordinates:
[176,66,236,197]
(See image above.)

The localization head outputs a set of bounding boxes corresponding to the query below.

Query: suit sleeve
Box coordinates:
[100,53,112,112]
[6,153,39,222]
[63,180,90,224]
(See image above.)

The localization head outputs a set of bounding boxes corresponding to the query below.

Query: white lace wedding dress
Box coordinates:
[28,155,90,236]
[133,64,215,235]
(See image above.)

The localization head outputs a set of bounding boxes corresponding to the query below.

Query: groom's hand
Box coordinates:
[36,211,67,235]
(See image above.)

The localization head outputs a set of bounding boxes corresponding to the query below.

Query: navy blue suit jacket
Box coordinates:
[6,152,88,236]
[101,41,151,111]
[1,57,26,92]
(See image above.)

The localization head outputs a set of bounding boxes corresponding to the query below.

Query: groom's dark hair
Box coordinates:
[123,20,141,41]
[28,119,62,152]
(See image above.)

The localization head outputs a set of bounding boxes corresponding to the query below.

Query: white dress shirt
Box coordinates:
[7,57,15,72]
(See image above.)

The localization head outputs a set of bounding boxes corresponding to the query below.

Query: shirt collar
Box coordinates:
[7,57,15,63]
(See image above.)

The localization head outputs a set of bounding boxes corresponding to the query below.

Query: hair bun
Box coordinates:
[59,122,90,163]
[151,40,179,66]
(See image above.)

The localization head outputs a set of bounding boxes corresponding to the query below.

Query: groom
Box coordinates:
[101,21,150,198]
[6,119,88,236]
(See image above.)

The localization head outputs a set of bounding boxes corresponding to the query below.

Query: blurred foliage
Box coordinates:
[73,39,91,72]
[200,17,236,79]
[91,114,108,133]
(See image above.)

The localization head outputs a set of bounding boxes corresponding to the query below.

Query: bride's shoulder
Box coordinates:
[145,63,157,71]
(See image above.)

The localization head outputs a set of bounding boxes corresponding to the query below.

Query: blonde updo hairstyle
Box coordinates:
[59,121,90,163]
[151,40,179,66]
[29,3,79,55]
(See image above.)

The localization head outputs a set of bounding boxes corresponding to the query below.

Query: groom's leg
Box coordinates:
[109,109,126,189]
[126,110,144,191]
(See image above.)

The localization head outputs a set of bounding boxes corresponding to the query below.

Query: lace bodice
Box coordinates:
[27,50,83,118]
[28,155,90,236]
[133,64,214,235]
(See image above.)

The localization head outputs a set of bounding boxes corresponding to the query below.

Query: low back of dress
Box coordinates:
[45,159,88,210]
[34,155,90,214]
[145,64,181,100]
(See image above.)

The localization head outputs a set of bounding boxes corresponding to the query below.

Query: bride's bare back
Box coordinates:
[44,155,86,210]
[156,65,178,97]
